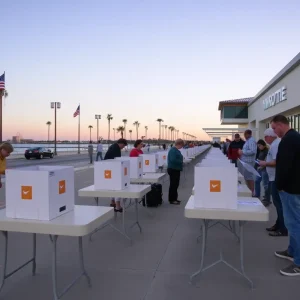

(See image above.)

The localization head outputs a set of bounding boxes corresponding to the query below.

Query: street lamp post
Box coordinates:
[95,115,101,141]
[50,102,61,155]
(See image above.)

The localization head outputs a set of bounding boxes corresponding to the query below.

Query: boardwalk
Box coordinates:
[0,155,297,300]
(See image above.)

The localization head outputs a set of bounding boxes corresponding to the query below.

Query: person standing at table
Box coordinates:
[0,143,14,188]
[130,139,144,157]
[254,139,270,206]
[270,115,300,276]
[167,139,184,205]
[88,141,93,164]
[238,129,257,196]
[227,134,245,167]
[95,140,103,161]
[104,138,128,212]
[258,128,287,237]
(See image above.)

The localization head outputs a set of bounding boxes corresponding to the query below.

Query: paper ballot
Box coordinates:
[237,159,261,178]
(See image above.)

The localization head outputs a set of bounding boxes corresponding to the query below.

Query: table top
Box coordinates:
[130,173,166,184]
[0,205,114,236]
[185,196,269,221]
[78,184,151,198]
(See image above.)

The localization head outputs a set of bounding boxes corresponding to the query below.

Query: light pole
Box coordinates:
[50,102,61,155]
[95,114,101,141]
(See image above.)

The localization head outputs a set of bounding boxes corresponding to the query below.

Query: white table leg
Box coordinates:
[0,231,37,293]
[50,235,92,300]
[129,199,142,233]
[190,220,209,282]
[190,219,253,289]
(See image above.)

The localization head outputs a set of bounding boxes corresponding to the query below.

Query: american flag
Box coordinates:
[73,105,80,117]
[0,73,5,90]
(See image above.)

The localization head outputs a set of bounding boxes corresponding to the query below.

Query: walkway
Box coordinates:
[0,154,297,300]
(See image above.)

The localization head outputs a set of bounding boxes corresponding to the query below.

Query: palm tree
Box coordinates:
[164,125,168,140]
[145,126,148,139]
[156,118,163,141]
[133,121,140,139]
[168,126,172,140]
[88,125,93,141]
[169,126,175,141]
[122,119,127,138]
[46,121,51,142]
[1,90,8,98]
[116,126,125,138]
[113,128,116,140]
[129,129,133,141]
[107,114,113,141]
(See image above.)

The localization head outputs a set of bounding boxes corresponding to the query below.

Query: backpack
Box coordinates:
[142,184,163,207]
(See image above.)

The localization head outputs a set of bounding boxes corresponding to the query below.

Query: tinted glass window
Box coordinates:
[223,106,248,118]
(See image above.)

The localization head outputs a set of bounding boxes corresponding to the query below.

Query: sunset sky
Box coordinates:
[2,0,300,141]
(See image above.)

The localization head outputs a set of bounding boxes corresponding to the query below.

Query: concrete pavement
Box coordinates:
[0,154,297,300]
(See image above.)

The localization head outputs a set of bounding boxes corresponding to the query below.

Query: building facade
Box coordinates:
[218,52,300,140]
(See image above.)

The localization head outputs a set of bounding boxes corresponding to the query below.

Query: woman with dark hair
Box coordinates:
[254,139,270,204]
[130,139,144,157]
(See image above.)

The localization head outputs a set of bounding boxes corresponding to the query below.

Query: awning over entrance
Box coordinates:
[203,127,258,139]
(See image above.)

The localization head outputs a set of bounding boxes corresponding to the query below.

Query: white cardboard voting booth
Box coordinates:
[6,166,75,221]
[194,166,238,209]
[141,154,158,173]
[94,159,130,190]
[187,148,194,158]
[180,149,189,160]
[115,156,143,179]
[157,151,168,167]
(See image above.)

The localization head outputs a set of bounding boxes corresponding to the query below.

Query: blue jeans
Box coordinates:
[255,169,270,201]
[270,182,287,232]
[279,191,300,265]
[96,152,103,161]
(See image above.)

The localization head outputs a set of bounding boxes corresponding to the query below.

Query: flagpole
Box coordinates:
[0,72,4,143]
[0,91,2,143]
[78,104,80,154]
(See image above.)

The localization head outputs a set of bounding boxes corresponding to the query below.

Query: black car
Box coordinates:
[25,147,54,159]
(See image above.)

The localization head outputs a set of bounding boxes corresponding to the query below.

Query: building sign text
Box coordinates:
[263,86,287,110]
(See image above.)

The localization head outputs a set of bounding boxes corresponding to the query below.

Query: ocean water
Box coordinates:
[10,143,155,155]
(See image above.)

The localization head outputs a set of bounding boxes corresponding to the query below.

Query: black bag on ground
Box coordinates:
[142,183,163,207]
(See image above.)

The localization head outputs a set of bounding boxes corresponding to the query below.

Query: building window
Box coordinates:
[266,123,270,129]
[223,106,248,119]
[293,115,300,132]
[286,115,300,132]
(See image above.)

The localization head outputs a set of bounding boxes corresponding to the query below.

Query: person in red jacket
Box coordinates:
[227,134,245,166]
[130,139,144,157]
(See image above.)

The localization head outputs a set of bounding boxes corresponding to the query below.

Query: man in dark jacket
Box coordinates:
[228,134,245,167]
[104,138,127,160]
[104,138,128,212]
[271,115,300,276]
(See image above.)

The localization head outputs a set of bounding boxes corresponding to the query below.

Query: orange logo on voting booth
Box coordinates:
[163,155,166,160]
[145,160,150,166]
[124,167,128,176]
[104,170,112,179]
[59,180,66,194]
[210,180,221,192]
[21,186,32,200]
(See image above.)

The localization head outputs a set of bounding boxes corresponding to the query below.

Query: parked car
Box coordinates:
[24,147,54,159]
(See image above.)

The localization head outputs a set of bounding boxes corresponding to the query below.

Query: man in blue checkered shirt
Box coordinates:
[238,129,257,195]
